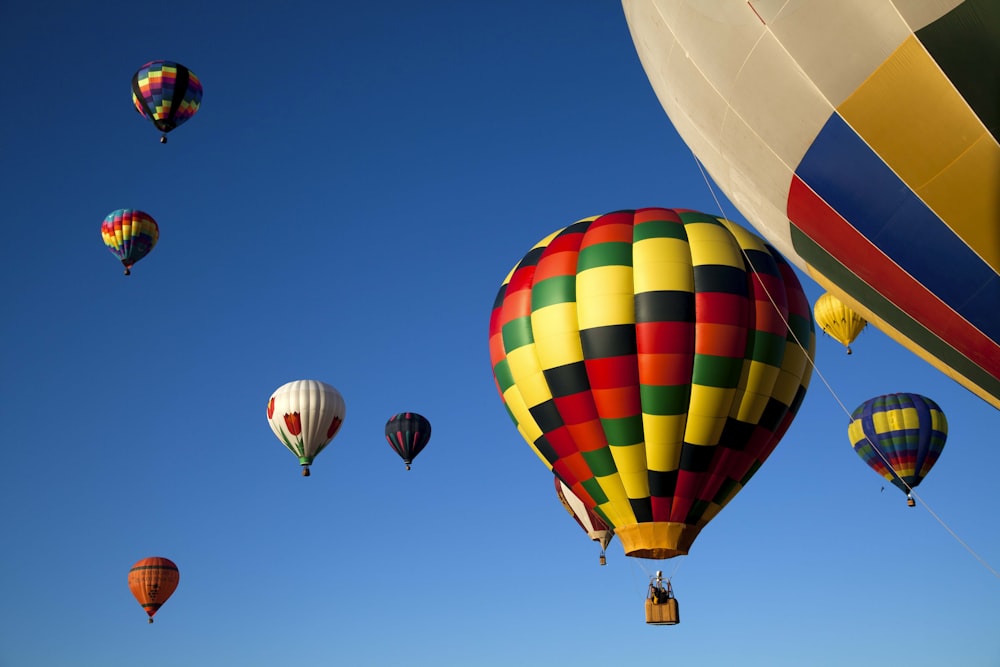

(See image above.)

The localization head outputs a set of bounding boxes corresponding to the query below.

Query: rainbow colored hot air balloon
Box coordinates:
[623,0,1000,410]
[848,393,948,506]
[489,208,814,559]
[814,292,868,354]
[101,208,159,275]
[128,557,179,623]
[132,60,203,143]
[384,412,431,470]
[267,380,346,476]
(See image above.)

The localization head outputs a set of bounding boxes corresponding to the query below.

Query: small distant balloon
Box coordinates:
[554,477,614,565]
[267,380,346,476]
[132,60,203,143]
[101,208,158,275]
[848,392,948,507]
[128,557,179,623]
[814,292,867,354]
[384,412,431,470]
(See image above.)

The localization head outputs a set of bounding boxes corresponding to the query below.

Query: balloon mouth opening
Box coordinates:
[615,522,701,560]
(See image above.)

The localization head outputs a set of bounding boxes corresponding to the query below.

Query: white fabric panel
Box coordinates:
[768,1,911,106]
[893,0,964,31]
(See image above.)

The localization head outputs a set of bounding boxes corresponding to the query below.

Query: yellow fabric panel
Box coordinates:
[577,265,635,328]
[505,347,551,408]
[594,473,638,528]
[733,359,780,422]
[685,385,734,444]
[632,237,694,292]
[839,34,999,269]
[917,134,1000,273]
[618,469,651,499]
[532,303,584,368]
[642,414,685,472]
[613,442,650,476]
[847,419,865,446]
[684,222,744,268]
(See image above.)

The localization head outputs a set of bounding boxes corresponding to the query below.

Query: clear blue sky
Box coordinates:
[1,2,997,666]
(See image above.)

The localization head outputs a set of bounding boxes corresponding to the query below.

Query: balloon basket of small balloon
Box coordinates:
[645,597,679,625]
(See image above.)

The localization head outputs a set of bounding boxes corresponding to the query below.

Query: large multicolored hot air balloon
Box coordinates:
[128,557,179,623]
[267,380,346,476]
[384,412,431,470]
[555,476,614,565]
[814,292,867,355]
[622,0,1000,410]
[101,208,159,275]
[489,208,814,559]
[848,393,948,507]
[132,60,203,143]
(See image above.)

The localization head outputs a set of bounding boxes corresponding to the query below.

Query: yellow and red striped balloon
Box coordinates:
[489,208,814,559]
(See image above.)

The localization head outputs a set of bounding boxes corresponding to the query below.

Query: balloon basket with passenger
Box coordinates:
[645,571,679,625]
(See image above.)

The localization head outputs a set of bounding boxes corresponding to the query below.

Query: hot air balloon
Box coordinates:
[384,412,431,470]
[101,208,158,275]
[554,476,614,565]
[622,0,1000,410]
[814,292,867,355]
[132,60,203,143]
[489,208,814,561]
[267,380,346,476]
[128,557,179,623]
[848,392,948,507]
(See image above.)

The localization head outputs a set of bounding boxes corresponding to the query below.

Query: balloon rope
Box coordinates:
[692,154,1000,581]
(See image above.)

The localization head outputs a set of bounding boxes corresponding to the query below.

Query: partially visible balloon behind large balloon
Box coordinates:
[848,393,948,506]
[814,292,867,355]
[489,208,814,559]
[622,0,1000,409]
[267,380,346,476]
[128,557,179,623]
[132,60,203,143]
[384,412,431,470]
[101,208,159,275]
[554,476,614,565]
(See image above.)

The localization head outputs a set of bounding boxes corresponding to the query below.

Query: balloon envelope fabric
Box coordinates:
[131,60,203,135]
[814,291,868,353]
[128,556,179,622]
[622,0,1000,410]
[100,208,159,275]
[489,208,815,559]
[384,412,432,469]
[848,392,948,495]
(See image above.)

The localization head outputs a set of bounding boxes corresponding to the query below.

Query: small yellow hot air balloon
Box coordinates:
[813,292,867,354]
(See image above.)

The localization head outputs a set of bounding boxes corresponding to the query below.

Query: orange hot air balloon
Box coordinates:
[128,557,180,623]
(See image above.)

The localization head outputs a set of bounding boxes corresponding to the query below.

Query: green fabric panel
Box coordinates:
[582,477,609,505]
[639,383,691,415]
[601,415,645,446]
[633,219,688,242]
[692,354,744,388]
[577,242,633,271]
[916,0,999,139]
[712,477,740,505]
[532,275,576,310]
[493,359,515,393]
[582,447,618,477]
[747,330,788,366]
[501,315,534,351]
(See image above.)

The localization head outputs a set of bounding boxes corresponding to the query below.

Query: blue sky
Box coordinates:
[1,2,998,666]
